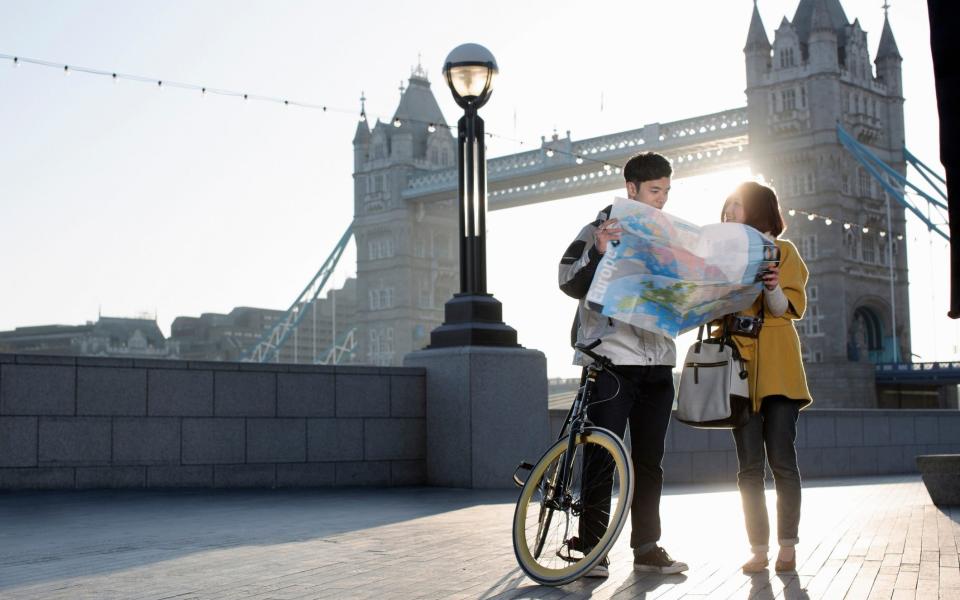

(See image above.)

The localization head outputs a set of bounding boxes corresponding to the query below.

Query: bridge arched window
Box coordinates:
[846,229,860,260]
[779,47,796,68]
[878,237,889,266]
[849,306,884,362]
[858,168,872,198]
[862,233,877,263]
[782,89,797,111]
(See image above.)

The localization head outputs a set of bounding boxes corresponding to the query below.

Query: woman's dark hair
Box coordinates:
[726,181,787,238]
[623,152,673,184]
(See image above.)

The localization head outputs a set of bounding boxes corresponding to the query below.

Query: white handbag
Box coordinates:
[675,325,750,429]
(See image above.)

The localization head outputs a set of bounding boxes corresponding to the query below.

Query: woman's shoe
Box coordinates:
[774,558,796,572]
[741,557,769,574]
[775,549,797,572]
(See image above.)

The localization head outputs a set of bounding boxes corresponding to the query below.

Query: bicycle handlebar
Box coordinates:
[574,340,612,368]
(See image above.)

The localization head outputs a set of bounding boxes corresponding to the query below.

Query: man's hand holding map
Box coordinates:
[585,197,780,338]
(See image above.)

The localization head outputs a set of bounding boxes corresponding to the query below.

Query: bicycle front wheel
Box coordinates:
[512,426,633,586]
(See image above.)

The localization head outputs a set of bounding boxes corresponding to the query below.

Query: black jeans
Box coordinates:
[731,396,802,553]
[578,365,675,550]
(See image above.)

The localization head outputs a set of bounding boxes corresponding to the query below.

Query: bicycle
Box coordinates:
[511,340,634,586]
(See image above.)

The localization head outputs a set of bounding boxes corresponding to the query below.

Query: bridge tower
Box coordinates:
[352,65,459,366]
[744,0,910,406]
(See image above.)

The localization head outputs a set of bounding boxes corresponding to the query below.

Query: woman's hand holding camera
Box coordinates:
[762,265,780,290]
[594,218,622,253]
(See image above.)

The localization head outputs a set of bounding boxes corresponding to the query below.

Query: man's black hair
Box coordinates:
[623,152,673,184]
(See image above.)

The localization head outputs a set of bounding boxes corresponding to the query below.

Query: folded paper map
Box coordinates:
[585,197,779,338]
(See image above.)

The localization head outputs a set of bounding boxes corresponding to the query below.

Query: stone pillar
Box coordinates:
[404,346,549,488]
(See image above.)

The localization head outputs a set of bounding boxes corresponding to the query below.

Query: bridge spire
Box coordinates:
[745,0,771,51]
[877,2,902,60]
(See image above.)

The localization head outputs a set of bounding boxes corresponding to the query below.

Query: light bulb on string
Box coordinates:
[359,111,366,122]
[111,73,118,84]
[157,80,163,90]
[897,234,904,240]
[788,209,796,217]
[242,94,249,101]
[12,57,19,68]
[880,231,887,237]
[63,65,70,75]
[201,87,207,98]
[393,117,402,128]
[844,223,852,230]
[808,213,816,221]
[576,156,584,164]
[427,123,437,133]
[825,218,833,226]
[545,149,555,158]
[862,226,870,234]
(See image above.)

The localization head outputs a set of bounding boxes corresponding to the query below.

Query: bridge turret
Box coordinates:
[744,1,772,88]
[875,10,903,98]
[806,0,840,73]
[353,93,371,169]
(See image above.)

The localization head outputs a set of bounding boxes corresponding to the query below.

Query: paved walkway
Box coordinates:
[0,476,957,599]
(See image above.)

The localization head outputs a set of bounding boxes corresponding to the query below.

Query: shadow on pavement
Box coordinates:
[0,486,516,591]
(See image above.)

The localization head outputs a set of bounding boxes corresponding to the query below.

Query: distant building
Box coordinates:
[0,316,176,358]
[170,278,358,364]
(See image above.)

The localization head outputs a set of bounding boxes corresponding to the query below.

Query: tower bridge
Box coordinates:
[267,0,943,407]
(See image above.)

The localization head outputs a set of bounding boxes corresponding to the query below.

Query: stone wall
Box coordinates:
[550,407,960,483]
[804,362,879,408]
[0,353,425,490]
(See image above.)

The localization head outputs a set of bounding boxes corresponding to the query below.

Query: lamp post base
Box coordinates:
[428,293,519,348]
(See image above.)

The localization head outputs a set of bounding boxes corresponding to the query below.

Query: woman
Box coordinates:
[719,181,813,574]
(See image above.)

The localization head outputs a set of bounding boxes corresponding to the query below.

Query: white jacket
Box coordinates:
[558,205,677,367]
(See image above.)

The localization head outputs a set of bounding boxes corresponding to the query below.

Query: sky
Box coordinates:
[0,0,954,378]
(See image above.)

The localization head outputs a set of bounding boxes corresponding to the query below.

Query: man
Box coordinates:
[558,151,688,578]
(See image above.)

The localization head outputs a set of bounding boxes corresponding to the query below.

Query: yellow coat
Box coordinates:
[722,239,813,412]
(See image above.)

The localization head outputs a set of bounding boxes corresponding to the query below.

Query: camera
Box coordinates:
[725,314,763,338]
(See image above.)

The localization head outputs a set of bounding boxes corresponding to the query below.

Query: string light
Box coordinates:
[545,149,555,158]
[1,52,354,117]
[0,52,660,173]
[782,207,915,240]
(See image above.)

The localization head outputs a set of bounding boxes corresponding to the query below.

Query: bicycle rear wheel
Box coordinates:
[512,426,633,586]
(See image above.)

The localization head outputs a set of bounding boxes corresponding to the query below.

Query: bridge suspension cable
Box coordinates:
[837,124,949,241]
[241,223,354,363]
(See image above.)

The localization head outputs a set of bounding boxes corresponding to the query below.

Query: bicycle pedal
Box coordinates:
[512,462,534,487]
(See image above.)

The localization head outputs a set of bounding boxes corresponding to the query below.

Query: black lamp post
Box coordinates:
[428,43,518,348]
